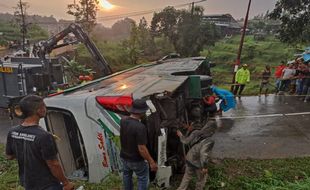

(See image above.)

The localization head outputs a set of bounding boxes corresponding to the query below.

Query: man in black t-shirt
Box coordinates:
[5,95,74,190]
[120,99,158,190]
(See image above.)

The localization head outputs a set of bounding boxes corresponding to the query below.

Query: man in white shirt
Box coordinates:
[279,63,296,92]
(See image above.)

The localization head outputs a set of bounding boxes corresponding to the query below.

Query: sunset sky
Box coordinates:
[0,0,277,27]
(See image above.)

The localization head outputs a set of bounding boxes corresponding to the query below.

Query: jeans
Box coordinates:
[122,159,149,190]
[302,85,310,102]
[275,79,281,92]
[296,79,304,95]
[279,79,290,91]
[43,183,63,190]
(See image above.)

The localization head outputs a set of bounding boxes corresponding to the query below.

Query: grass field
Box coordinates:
[201,35,304,95]
[1,144,310,190]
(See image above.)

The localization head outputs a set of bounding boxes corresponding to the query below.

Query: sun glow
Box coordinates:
[119,84,128,90]
[99,0,114,10]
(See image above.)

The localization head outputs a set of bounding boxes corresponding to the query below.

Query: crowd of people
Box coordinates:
[274,58,310,102]
[231,58,310,103]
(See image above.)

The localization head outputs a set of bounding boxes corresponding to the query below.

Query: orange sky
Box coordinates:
[0,0,277,27]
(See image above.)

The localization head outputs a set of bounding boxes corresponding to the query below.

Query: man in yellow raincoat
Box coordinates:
[233,64,251,98]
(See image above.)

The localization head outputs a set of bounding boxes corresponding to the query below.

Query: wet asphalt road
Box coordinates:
[212,95,310,159]
[0,95,309,159]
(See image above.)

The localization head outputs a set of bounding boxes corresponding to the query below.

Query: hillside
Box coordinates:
[201,35,303,95]
[0,21,48,46]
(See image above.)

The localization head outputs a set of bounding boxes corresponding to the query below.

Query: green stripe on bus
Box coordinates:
[98,119,114,137]
[107,110,121,125]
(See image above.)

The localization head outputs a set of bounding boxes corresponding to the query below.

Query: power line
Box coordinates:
[0,1,207,25]
[97,2,188,19]
[97,0,207,21]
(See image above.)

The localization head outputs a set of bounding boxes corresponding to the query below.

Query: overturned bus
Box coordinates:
[39,57,214,187]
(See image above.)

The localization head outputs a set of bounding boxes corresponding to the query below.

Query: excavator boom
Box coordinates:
[36,23,112,77]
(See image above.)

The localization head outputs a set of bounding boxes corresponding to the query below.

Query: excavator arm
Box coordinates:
[35,23,112,77]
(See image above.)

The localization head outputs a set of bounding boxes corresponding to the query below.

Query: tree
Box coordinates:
[67,0,99,33]
[151,6,220,56]
[111,18,135,39]
[123,22,142,64]
[151,6,181,49]
[63,58,93,85]
[124,17,157,63]
[269,0,310,44]
[137,17,156,56]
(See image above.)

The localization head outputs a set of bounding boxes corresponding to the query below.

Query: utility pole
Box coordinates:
[86,0,89,21]
[230,0,252,92]
[191,2,195,16]
[18,0,27,52]
[191,0,207,15]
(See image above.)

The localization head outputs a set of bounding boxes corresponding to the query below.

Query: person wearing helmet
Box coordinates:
[234,64,251,98]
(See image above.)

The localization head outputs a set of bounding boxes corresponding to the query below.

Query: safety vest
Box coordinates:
[236,68,250,84]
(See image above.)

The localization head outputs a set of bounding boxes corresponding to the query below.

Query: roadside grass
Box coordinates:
[201,35,304,95]
[0,144,22,190]
[2,144,310,190]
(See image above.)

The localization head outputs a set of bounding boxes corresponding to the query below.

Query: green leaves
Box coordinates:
[151,6,220,57]
[269,0,310,44]
[67,0,99,33]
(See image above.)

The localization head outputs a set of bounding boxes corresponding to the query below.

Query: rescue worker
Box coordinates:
[234,64,251,98]
[259,65,271,97]
[176,121,216,190]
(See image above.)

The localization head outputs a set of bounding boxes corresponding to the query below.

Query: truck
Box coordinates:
[0,23,112,109]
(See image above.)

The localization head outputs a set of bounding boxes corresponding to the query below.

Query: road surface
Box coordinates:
[0,95,309,160]
[212,95,310,159]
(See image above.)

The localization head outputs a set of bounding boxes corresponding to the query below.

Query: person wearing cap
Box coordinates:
[233,64,251,98]
[120,99,158,190]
